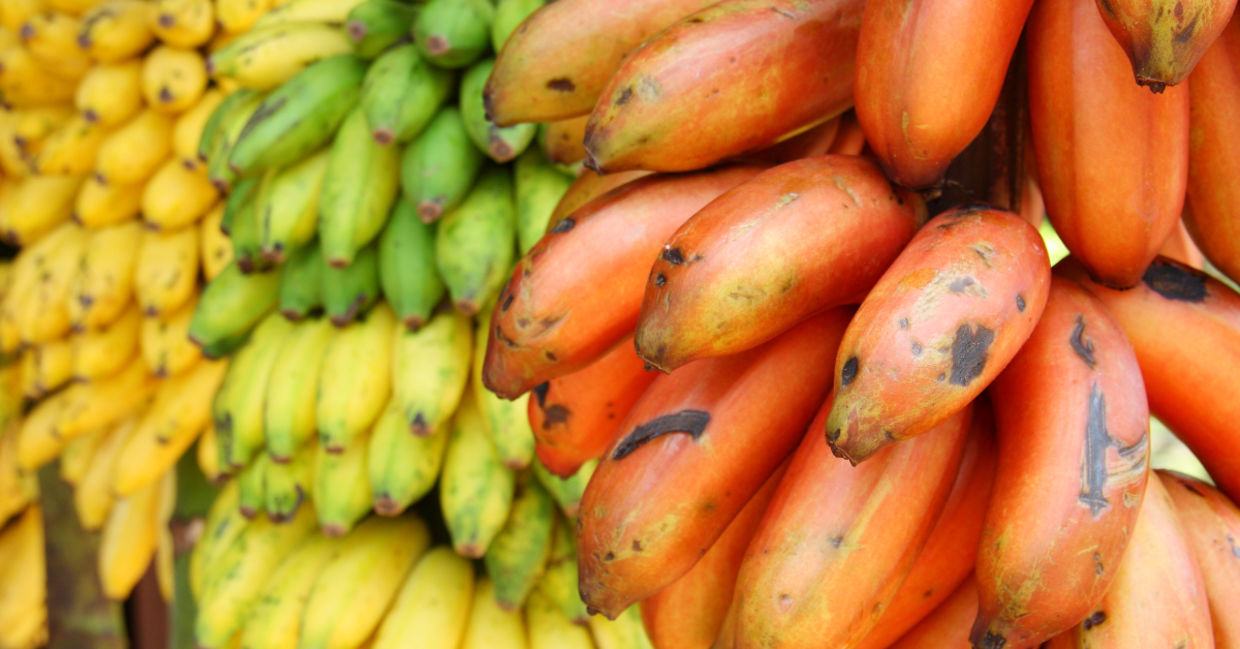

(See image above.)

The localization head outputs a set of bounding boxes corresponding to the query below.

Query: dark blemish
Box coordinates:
[948,277,975,293]
[661,247,685,265]
[612,410,711,460]
[1143,260,1207,302]
[236,97,286,140]
[829,535,843,548]
[771,5,796,18]
[550,217,574,233]
[543,405,569,428]
[949,324,994,386]
[501,293,513,311]
[1228,534,1240,558]
[644,363,656,371]
[976,630,1007,649]
[654,273,666,287]
[616,86,633,105]
[544,350,558,362]
[546,78,575,92]
[827,428,841,443]
[632,540,642,552]
[910,341,922,356]
[411,412,428,434]
[840,356,858,387]
[686,16,705,23]
[1174,13,1199,44]
[1080,384,1112,517]
[1082,610,1107,630]
[1093,551,1105,575]
[495,326,518,349]
[1175,0,1183,17]
[1070,315,1097,369]
[922,589,933,599]
[1016,294,1026,312]
[158,12,174,26]
[729,56,736,63]
[1181,481,1207,498]
[898,317,910,329]
[532,382,549,408]
[937,373,946,382]
[603,551,615,561]
[159,87,173,103]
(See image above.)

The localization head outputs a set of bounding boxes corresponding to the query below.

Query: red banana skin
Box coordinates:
[829,111,869,156]
[546,169,653,233]
[528,335,657,478]
[851,399,997,649]
[887,577,979,649]
[1042,472,1214,649]
[583,0,864,173]
[1027,0,1189,289]
[1161,218,1207,269]
[1059,255,1240,505]
[854,0,1035,189]
[730,396,972,649]
[971,276,1150,649]
[639,461,789,649]
[576,307,852,620]
[1183,13,1240,284]
[483,165,764,400]
[743,116,841,165]
[543,115,590,165]
[1160,469,1240,648]
[824,206,1051,464]
[635,155,925,373]
[1094,0,1238,89]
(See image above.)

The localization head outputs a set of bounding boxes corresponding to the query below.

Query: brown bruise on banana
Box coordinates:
[949,323,994,387]
[611,409,710,460]
[531,382,570,429]
[1142,259,1207,302]
[1079,382,1149,518]
[1070,315,1097,369]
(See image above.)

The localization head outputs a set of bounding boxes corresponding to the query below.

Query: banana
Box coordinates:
[200,202,233,281]
[490,0,541,53]
[237,533,341,649]
[142,44,207,113]
[377,200,443,329]
[149,0,213,47]
[537,515,588,624]
[0,45,77,108]
[264,441,316,522]
[540,115,588,166]
[0,0,44,32]
[252,0,365,28]
[435,164,516,314]
[461,59,536,163]
[263,316,333,461]
[440,388,515,558]
[73,415,137,530]
[398,107,484,222]
[0,421,36,526]
[461,577,529,649]
[318,106,400,266]
[472,299,534,468]
[20,9,91,79]
[321,239,380,326]
[316,301,394,454]
[99,469,166,600]
[13,219,89,344]
[208,22,353,91]
[1160,469,1240,646]
[197,421,224,484]
[173,89,223,170]
[46,0,104,16]
[141,157,218,230]
[372,546,475,649]
[134,223,199,316]
[202,88,266,193]
[20,338,72,398]
[237,451,268,518]
[391,307,471,436]
[312,426,372,536]
[526,588,594,649]
[513,148,572,254]
[225,54,365,178]
[214,0,271,34]
[54,355,157,439]
[277,242,322,320]
[367,401,447,516]
[5,103,74,160]
[346,0,417,60]
[485,475,554,610]
[412,0,491,69]
[359,43,453,145]
[1,173,84,246]
[195,505,317,649]
[77,0,154,62]
[255,146,329,263]
[140,293,204,377]
[214,313,294,470]
[188,479,242,599]
[58,425,103,486]
[224,176,263,272]
[532,456,594,518]
[188,261,280,357]
[71,300,141,380]
[73,174,142,228]
[70,218,142,329]
[589,606,652,649]
[1096,0,1234,89]
[35,114,107,175]
[95,107,174,184]
[0,505,47,649]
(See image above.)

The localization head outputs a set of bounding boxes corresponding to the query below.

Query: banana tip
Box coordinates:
[372,129,394,145]
[455,542,484,559]
[416,201,443,223]
[321,524,348,537]
[425,34,450,56]
[346,20,366,42]
[373,497,402,517]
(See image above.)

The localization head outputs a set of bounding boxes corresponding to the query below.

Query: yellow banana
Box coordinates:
[472,303,533,468]
[13,219,88,342]
[0,173,84,246]
[99,468,164,599]
[373,546,475,649]
[215,0,271,34]
[70,300,141,380]
[19,337,72,398]
[134,223,199,316]
[367,401,448,517]
[19,9,90,79]
[588,606,651,649]
[299,515,431,649]
[188,479,241,599]
[211,313,292,470]
[141,157,218,229]
[94,107,173,184]
[73,174,142,228]
[155,467,175,601]
[236,449,267,518]
[238,533,343,649]
[317,302,395,454]
[263,316,333,461]
[58,424,103,486]
[148,0,212,48]
[34,113,107,175]
[207,22,352,90]
[45,0,103,16]
[72,415,136,529]
[196,420,224,483]
[77,0,153,62]
[252,0,363,28]
[173,87,223,170]
[391,309,471,436]
[461,577,529,649]
[69,218,142,329]
[75,59,143,126]
[0,45,77,107]
[54,356,157,439]
[140,293,202,377]
[0,220,72,349]
[0,0,45,32]
[0,505,47,649]
[263,440,316,521]
[312,426,372,536]
[0,361,21,430]
[6,104,73,159]
[526,588,595,649]
[0,114,35,177]
[0,424,37,527]
[141,44,207,113]
[439,389,515,558]
[199,201,232,280]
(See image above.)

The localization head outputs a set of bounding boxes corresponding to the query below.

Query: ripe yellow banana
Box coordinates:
[173,87,223,170]
[11,218,88,342]
[252,0,365,28]
[139,293,203,377]
[140,157,218,230]
[368,401,448,517]
[316,302,395,454]
[0,423,37,526]
[0,173,84,246]
[472,304,533,468]
[149,0,213,48]
[212,313,293,469]
[461,577,529,649]
[196,421,224,483]
[0,45,77,107]
[207,22,352,90]
[373,546,475,649]
[0,505,47,649]
[74,59,142,126]
[19,9,91,79]
[98,468,165,599]
[54,356,157,439]
[237,533,343,649]
[199,201,233,280]
[35,114,107,175]
[5,104,74,158]
[391,309,471,436]
[20,337,72,398]
[70,300,141,380]
[1,221,79,349]
[0,115,34,177]
[94,107,173,184]
[0,0,44,32]
[77,0,153,62]
[214,0,271,35]
[73,415,136,530]
[141,44,207,113]
[73,174,141,228]
[69,218,142,329]
[439,390,515,558]
[263,316,333,461]
[46,0,105,16]
[134,223,199,316]
[58,424,104,486]
[525,587,595,649]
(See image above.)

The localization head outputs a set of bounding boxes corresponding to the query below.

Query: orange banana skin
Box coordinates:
[829,112,869,156]
[1042,472,1213,649]
[635,155,925,373]
[1028,0,1189,289]
[1161,469,1240,647]
[583,0,864,173]
[483,165,764,400]
[1161,218,1207,269]
[888,577,979,649]
[971,276,1150,649]
[825,206,1050,464]
[547,169,653,232]
[1094,0,1238,89]
[528,334,657,478]
[1182,13,1240,283]
[852,399,996,649]
[731,397,972,649]
[639,461,789,649]
[743,116,841,165]
[577,307,852,620]
[854,0,1035,189]
[484,0,721,126]
[1059,255,1240,505]
[543,115,590,165]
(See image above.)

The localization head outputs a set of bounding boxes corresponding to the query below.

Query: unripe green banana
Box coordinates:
[537,514,589,625]
[368,402,448,517]
[391,309,471,436]
[514,148,573,254]
[228,178,271,275]
[256,147,330,264]
[201,88,266,192]
[378,200,444,329]
[413,0,492,69]
[360,43,454,145]
[214,313,295,471]
[199,88,259,163]
[490,0,542,53]
[264,442,316,522]
[400,106,484,222]
[321,239,381,327]
[264,317,334,461]
[316,302,396,454]
[220,176,259,237]
[533,457,595,518]
[237,451,269,519]
[435,165,516,315]
[237,533,341,649]
[277,243,324,321]
[440,389,515,558]
[347,0,419,60]
[460,58,536,162]
[471,301,534,467]
[372,546,475,649]
[228,55,367,179]
[189,261,281,358]
[312,430,373,537]
[484,474,555,610]
[318,107,402,266]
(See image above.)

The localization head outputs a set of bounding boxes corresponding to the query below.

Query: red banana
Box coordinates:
[744,117,841,165]
[546,169,653,232]
[1094,0,1238,89]
[888,577,979,649]
[829,112,869,156]
[1161,468,1240,647]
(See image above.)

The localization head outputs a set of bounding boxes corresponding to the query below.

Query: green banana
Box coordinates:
[490,0,542,53]
[318,106,402,266]
[484,474,554,610]
[228,177,270,275]
[227,55,367,179]
[263,317,333,461]
[202,89,266,193]
[368,402,448,517]
[256,147,331,264]
[236,451,268,519]
[392,308,471,436]
[188,260,281,358]
[347,0,419,60]
[533,457,595,518]
[372,546,475,649]
[472,301,533,468]
[321,239,381,327]
[312,428,373,537]
[277,243,324,321]
[538,514,589,625]
[526,587,594,649]
[199,88,258,164]
[413,0,492,69]
[214,313,294,471]
[237,533,341,649]
[220,176,259,237]
[378,200,444,329]
[263,442,316,523]
[440,389,515,558]
[360,43,454,145]
[460,58,536,162]
[316,302,396,454]
[189,480,244,600]
[514,147,573,254]
[399,106,484,222]
[589,605,654,649]
[435,164,516,315]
